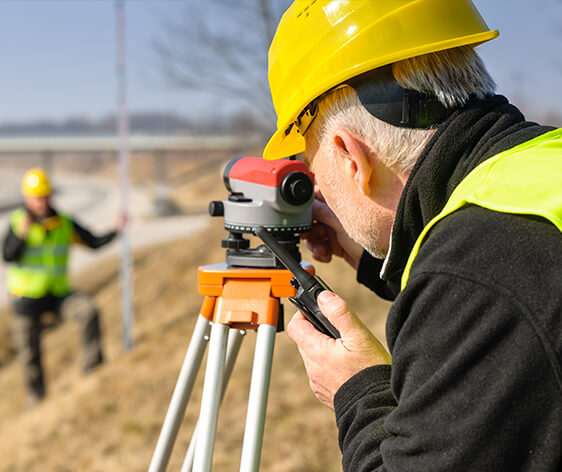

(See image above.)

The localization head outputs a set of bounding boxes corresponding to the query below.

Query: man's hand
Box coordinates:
[16,213,33,239]
[287,290,391,409]
[115,211,129,234]
[304,193,363,270]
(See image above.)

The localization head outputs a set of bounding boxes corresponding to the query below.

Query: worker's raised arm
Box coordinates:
[3,226,27,262]
[71,219,118,249]
[2,210,33,262]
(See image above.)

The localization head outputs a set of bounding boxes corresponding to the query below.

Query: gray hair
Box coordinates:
[306,46,497,173]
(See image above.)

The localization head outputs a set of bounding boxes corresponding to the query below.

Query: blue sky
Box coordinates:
[0,0,560,125]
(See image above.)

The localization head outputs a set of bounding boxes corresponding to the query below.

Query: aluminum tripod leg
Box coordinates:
[192,322,230,472]
[239,324,277,472]
[149,315,212,472]
[181,328,245,472]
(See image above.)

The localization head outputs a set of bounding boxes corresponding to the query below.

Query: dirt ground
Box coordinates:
[0,152,391,471]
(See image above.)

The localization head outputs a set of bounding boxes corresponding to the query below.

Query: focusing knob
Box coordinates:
[208,201,224,217]
[280,172,314,205]
[221,232,250,250]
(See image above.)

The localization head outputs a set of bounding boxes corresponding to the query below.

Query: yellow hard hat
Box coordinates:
[21,168,52,197]
[264,0,499,160]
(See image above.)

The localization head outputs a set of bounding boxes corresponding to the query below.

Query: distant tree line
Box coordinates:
[0,109,266,137]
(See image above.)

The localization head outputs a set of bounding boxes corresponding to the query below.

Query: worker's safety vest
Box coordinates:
[401,128,562,290]
[7,209,74,298]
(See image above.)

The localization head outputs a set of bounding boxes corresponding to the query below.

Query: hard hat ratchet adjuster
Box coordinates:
[284,65,457,142]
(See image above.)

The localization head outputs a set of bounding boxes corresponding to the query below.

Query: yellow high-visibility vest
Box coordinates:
[401,128,562,290]
[7,210,73,298]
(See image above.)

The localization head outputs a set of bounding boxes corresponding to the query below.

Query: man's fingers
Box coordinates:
[314,189,326,203]
[287,311,316,345]
[325,225,344,259]
[305,239,333,262]
[304,220,335,261]
[312,199,341,229]
[288,293,359,344]
[287,310,333,353]
[317,291,392,362]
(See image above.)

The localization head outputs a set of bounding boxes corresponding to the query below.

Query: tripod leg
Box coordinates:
[149,314,212,472]
[193,322,229,472]
[239,324,277,472]
[181,328,246,472]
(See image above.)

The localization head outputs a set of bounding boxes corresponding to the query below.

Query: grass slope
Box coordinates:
[0,158,391,471]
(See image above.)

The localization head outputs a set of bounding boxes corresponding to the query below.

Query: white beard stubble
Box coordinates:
[321,154,389,260]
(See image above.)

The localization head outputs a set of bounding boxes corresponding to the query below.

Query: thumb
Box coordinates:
[317,291,392,362]
[317,291,364,336]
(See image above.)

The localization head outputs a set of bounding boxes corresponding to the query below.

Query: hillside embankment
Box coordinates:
[0,153,391,471]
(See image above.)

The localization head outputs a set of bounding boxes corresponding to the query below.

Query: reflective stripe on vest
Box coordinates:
[401,128,562,291]
[7,210,74,298]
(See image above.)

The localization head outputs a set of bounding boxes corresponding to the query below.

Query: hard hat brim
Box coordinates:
[22,186,51,197]
[263,126,305,161]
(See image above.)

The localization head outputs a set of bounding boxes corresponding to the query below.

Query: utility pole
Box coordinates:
[115,0,134,351]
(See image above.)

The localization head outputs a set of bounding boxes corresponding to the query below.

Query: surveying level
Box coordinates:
[148,157,337,471]
[212,155,314,236]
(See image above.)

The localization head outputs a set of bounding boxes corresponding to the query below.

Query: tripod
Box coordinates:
[148,242,314,472]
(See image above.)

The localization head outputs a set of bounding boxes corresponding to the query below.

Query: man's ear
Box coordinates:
[332,129,372,196]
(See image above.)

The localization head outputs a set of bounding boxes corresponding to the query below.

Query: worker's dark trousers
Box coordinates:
[12,292,103,405]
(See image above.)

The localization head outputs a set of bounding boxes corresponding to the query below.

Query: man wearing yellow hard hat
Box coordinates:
[2,168,121,406]
[265,1,562,470]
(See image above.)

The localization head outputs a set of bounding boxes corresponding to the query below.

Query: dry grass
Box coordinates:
[0,154,391,471]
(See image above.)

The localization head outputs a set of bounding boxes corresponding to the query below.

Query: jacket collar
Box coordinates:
[380,95,555,290]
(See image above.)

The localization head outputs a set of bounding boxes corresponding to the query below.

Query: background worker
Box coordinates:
[2,168,121,406]
[264,1,562,470]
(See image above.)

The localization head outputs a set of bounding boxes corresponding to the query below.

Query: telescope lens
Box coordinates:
[222,156,245,192]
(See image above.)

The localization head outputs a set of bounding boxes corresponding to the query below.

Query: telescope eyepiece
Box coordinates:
[280,172,314,206]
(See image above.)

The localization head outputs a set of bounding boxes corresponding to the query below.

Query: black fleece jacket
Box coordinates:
[333,96,562,471]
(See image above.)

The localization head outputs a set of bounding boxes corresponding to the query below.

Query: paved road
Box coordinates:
[0,168,208,307]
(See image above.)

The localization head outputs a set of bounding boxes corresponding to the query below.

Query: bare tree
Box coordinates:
[153,0,291,132]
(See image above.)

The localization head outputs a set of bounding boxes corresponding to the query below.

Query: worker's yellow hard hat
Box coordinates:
[264,0,499,160]
[21,168,52,197]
